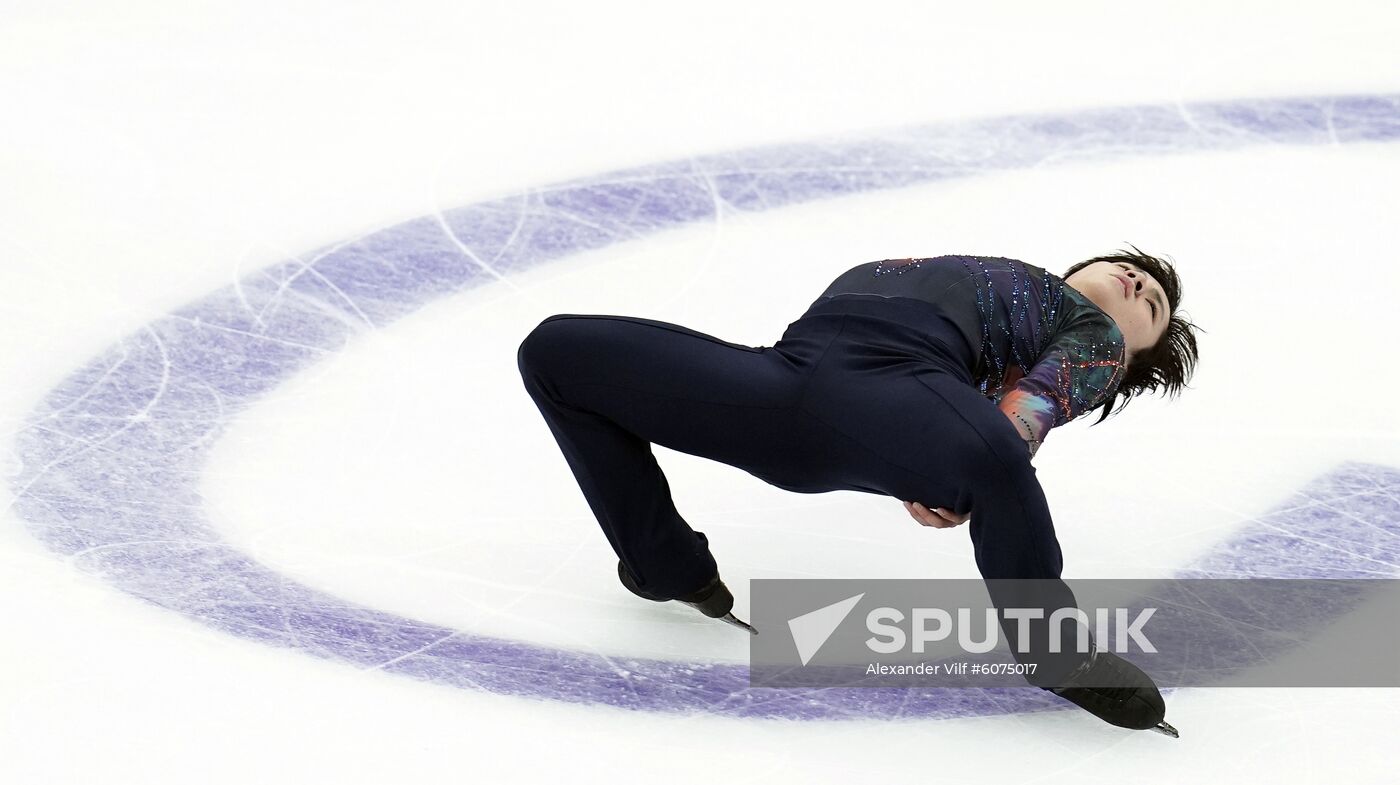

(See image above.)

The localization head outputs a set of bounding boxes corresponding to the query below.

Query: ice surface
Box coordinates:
[4,4,1400,783]
[10,91,1400,715]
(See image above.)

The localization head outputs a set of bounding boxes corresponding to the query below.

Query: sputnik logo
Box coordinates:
[787,593,865,665]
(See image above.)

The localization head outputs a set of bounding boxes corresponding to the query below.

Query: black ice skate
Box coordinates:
[1045,648,1179,738]
[617,560,757,635]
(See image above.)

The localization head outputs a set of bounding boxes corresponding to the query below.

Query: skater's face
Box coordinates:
[1064,260,1170,363]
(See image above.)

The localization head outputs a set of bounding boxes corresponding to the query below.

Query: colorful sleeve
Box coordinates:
[994,317,1126,459]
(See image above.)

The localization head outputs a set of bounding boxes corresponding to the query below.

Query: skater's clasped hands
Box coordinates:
[903,500,969,528]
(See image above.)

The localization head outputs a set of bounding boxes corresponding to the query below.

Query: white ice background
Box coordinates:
[2,2,1398,783]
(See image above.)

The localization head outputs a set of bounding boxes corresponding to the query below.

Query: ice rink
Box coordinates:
[3,2,1399,782]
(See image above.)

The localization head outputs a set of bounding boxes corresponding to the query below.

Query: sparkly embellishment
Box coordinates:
[829,254,1126,448]
[872,258,924,276]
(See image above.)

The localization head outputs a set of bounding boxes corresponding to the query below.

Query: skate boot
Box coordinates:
[617,560,757,635]
[1045,648,1178,737]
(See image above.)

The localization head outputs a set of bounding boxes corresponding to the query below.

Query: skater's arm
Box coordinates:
[996,387,1050,459]
[995,317,1126,458]
[905,315,1123,526]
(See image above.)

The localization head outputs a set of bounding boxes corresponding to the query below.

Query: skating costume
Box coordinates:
[815,255,1127,459]
[518,254,1129,686]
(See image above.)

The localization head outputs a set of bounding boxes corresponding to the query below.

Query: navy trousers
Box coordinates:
[517,293,1085,683]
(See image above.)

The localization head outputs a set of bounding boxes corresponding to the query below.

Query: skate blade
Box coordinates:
[718,612,758,635]
[676,600,758,635]
[1150,720,1179,738]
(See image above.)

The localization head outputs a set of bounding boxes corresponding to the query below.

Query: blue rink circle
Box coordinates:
[12,93,1400,720]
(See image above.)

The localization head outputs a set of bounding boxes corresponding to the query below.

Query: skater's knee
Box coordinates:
[517,314,581,376]
[985,420,1034,480]
[955,421,1035,501]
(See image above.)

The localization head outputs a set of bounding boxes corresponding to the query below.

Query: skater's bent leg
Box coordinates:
[906,371,1091,684]
[516,313,807,598]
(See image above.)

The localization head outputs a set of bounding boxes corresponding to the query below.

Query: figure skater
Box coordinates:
[516,244,1201,735]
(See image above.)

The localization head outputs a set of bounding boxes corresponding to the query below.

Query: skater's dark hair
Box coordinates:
[1062,243,1204,426]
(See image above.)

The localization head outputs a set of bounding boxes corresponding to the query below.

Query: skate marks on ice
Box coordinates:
[9,93,1400,721]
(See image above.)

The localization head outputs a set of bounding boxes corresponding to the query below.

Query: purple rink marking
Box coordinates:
[10,93,1400,721]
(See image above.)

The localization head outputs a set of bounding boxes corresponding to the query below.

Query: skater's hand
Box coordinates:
[903,500,969,528]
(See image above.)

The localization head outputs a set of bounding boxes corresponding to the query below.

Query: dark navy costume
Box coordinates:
[516,255,1127,684]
